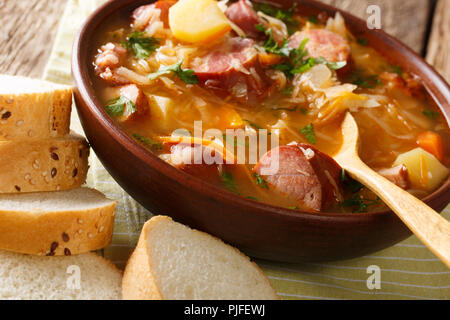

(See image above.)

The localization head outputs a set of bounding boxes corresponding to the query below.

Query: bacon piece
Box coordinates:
[132,0,175,30]
[378,165,410,190]
[225,0,264,38]
[288,29,351,63]
[253,143,343,211]
[94,43,129,85]
[379,72,424,98]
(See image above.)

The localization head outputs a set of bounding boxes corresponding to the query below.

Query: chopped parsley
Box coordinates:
[254,3,299,34]
[287,206,299,210]
[148,59,198,84]
[340,169,364,193]
[122,31,160,59]
[423,109,440,120]
[255,24,290,57]
[341,195,381,213]
[390,65,403,75]
[221,171,240,195]
[253,173,269,189]
[300,107,309,115]
[357,37,369,46]
[348,72,382,88]
[132,133,163,150]
[244,119,264,129]
[105,95,136,117]
[300,123,316,144]
[280,86,293,97]
[308,15,319,24]
[247,196,259,201]
[272,37,347,77]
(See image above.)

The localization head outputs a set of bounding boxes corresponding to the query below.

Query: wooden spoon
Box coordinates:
[334,112,450,268]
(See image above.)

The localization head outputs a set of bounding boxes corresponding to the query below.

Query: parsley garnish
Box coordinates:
[247,196,259,201]
[341,195,381,213]
[244,119,264,129]
[255,24,290,57]
[300,123,316,144]
[122,31,160,59]
[308,15,319,24]
[357,37,369,46]
[221,171,240,195]
[349,72,382,88]
[149,59,199,84]
[132,133,163,150]
[272,37,347,77]
[340,169,364,193]
[280,86,293,97]
[254,3,299,35]
[423,110,440,120]
[390,65,403,75]
[253,173,269,189]
[105,95,136,117]
[300,107,309,115]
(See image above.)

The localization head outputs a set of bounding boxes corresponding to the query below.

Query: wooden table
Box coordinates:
[0,0,448,82]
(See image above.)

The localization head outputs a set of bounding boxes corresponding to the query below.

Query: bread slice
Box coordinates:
[0,188,116,256]
[0,74,72,140]
[0,250,121,300]
[0,133,89,193]
[122,216,279,300]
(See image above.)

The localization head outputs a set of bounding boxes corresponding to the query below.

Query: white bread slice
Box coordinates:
[0,188,116,256]
[122,216,279,300]
[0,74,72,140]
[0,133,89,193]
[0,250,121,300]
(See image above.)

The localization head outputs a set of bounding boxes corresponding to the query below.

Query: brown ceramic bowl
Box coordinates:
[72,0,450,263]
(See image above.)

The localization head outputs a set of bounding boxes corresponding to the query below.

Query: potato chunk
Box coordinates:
[393,148,449,191]
[169,0,231,43]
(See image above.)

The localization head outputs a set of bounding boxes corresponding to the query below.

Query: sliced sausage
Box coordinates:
[378,165,410,190]
[191,37,271,104]
[167,144,224,184]
[225,0,265,39]
[192,37,257,77]
[132,0,175,30]
[288,29,351,63]
[253,143,343,211]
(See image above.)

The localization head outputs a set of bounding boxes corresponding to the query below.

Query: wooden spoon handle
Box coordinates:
[342,157,450,268]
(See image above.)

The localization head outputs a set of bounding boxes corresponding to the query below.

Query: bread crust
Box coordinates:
[122,216,279,300]
[0,134,89,193]
[0,84,72,140]
[0,189,116,256]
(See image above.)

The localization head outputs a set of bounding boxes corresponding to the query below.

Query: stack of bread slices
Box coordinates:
[0,75,122,300]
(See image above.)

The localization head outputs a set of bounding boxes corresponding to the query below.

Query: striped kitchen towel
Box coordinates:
[43,0,449,300]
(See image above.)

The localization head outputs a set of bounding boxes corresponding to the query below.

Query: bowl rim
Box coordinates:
[72,0,450,221]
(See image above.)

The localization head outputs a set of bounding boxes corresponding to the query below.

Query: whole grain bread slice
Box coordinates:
[0,250,122,300]
[0,74,72,140]
[0,187,116,256]
[122,216,279,300]
[0,133,89,193]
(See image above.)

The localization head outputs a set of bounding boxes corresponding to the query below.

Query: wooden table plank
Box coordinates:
[0,0,68,78]
[320,0,431,54]
[426,0,450,82]
[0,0,435,77]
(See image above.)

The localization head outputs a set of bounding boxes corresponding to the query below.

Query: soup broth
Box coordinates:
[91,0,449,213]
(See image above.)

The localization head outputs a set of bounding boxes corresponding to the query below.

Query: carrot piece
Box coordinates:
[417,131,444,162]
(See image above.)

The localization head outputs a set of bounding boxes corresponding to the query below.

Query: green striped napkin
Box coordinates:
[43,0,449,300]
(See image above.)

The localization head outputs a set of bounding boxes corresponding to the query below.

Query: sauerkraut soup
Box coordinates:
[91,0,449,213]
